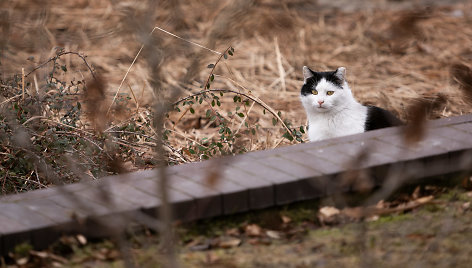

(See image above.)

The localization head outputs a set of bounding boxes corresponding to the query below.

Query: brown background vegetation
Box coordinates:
[1,0,472,185]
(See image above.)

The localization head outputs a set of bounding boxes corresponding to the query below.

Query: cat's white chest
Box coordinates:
[306,105,367,142]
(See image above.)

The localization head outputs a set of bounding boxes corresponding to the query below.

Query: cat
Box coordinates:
[300,66,403,142]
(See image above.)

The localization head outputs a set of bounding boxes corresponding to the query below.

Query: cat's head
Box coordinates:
[300,66,352,113]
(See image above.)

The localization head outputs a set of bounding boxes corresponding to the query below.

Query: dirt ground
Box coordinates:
[177,190,472,268]
[16,186,470,268]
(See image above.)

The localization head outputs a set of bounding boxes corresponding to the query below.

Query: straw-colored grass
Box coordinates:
[2,0,472,170]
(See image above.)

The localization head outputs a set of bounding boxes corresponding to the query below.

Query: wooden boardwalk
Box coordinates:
[1,114,472,255]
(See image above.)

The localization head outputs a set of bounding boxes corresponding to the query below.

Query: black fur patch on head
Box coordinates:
[364,106,403,131]
[301,69,343,96]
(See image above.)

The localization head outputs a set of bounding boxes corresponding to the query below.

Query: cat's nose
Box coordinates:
[318,100,324,105]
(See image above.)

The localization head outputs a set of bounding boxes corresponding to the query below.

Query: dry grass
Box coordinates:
[1,0,472,173]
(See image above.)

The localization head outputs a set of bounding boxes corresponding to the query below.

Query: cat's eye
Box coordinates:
[326,91,334,96]
[312,89,318,95]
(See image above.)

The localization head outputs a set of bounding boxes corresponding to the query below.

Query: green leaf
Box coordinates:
[228,50,233,56]
[223,53,228,59]
[263,109,266,115]
[217,100,221,106]
[206,83,210,89]
[210,115,216,121]
[211,100,215,106]
[277,111,282,117]
[251,128,256,135]
[244,122,248,127]
[272,118,277,126]
[199,97,203,104]
[189,148,196,154]
[235,106,240,111]
[61,65,67,72]
[237,113,244,118]
[300,126,305,133]
[220,91,224,96]
[190,107,195,114]
[227,111,232,116]
[210,74,214,81]
[283,132,294,141]
[207,64,215,68]
[233,96,238,102]
[206,109,211,118]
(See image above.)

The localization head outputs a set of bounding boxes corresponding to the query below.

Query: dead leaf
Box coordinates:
[266,230,281,239]
[76,234,87,245]
[52,261,64,268]
[29,250,48,259]
[245,224,262,237]
[318,206,341,225]
[16,257,28,265]
[281,215,292,224]
[412,186,421,199]
[319,206,340,218]
[225,227,240,236]
[217,237,242,248]
[187,237,211,251]
[462,202,470,210]
[48,253,69,264]
[414,195,434,205]
[375,200,386,209]
[375,195,434,216]
[407,233,434,241]
[366,215,379,222]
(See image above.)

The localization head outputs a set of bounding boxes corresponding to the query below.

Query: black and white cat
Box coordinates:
[301,66,402,142]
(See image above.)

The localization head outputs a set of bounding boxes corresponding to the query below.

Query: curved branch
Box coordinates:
[25,51,96,80]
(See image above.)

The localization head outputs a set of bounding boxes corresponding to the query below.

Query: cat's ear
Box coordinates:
[335,67,346,82]
[303,66,314,84]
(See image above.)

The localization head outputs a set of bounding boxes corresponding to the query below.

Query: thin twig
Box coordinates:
[21,68,25,101]
[105,130,159,142]
[107,25,221,115]
[204,46,232,90]
[0,94,22,107]
[153,26,221,55]
[22,116,95,137]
